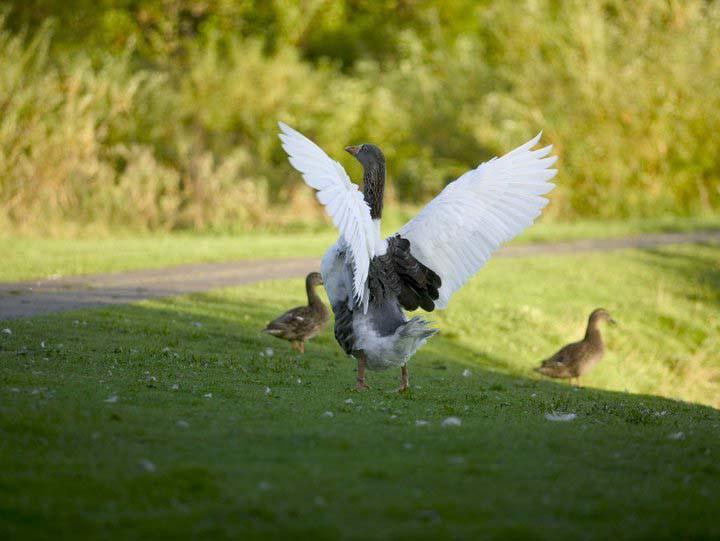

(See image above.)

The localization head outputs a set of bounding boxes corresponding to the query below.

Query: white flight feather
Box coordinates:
[278,122,375,306]
[399,132,557,309]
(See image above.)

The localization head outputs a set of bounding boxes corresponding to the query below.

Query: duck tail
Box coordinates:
[262,327,282,335]
[535,364,551,375]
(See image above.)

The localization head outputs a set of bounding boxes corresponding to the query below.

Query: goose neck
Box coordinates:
[363,163,385,220]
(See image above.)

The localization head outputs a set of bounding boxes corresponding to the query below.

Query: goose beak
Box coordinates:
[344,145,360,156]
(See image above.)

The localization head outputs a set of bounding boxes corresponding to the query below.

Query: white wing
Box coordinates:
[278,122,375,305]
[399,132,557,309]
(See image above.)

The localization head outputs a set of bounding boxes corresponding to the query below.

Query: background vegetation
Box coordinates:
[1,0,719,235]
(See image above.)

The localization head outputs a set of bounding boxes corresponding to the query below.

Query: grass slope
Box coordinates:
[2,216,719,282]
[1,244,719,539]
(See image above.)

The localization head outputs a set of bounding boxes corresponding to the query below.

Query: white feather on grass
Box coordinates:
[544,411,577,422]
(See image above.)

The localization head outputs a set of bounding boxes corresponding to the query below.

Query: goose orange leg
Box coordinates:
[396,364,409,393]
[356,353,370,391]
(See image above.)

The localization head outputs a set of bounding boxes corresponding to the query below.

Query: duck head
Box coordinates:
[306,272,324,288]
[345,143,386,219]
[589,308,617,326]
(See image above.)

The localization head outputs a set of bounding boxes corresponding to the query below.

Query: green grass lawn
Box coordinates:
[2,215,719,282]
[1,242,718,539]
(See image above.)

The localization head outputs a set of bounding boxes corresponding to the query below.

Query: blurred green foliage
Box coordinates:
[1,0,719,234]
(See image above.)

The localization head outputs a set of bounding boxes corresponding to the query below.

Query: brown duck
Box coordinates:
[535,308,616,386]
[262,272,330,353]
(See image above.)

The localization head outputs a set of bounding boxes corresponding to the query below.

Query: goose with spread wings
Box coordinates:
[278,122,558,391]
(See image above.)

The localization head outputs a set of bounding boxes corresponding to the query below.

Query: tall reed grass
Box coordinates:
[0,0,718,235]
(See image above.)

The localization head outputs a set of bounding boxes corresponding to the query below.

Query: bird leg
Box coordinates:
[298,341,305,354]
[396,364,410,393]
[356,353,370,390]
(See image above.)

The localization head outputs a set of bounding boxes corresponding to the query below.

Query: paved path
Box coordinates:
[1,231,718,319]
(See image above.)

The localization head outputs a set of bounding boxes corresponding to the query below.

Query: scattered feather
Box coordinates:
[258,481,272,491]
[138,459,156,473]
[322,411,334,418]
[191,321,202,328]
[1,328,11,336]
[104,395,118,403]
[441,416,462,427]
[544,411,577,422]
[264,347,274,357]
[668,431,685,440]
[415,420,429,427]
[40,341,45,348]
[265,386,272,395]
[204,393,213,399]
[462,369,472,377]
[314,496,326,506]
[296,378,302,384]
[176,420,189,429]
[403,442,413,450]
[344,398,354,405]
[389,414,397,419]
[171,384,179,390]
[448,456,466,465]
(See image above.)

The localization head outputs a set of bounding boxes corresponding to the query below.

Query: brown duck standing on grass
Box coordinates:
[262,272,330,353]
[535,308,616,386]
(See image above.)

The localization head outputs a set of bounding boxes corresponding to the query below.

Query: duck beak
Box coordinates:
[344,145,360,156]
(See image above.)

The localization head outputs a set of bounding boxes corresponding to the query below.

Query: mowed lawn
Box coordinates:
[1,243,719,539]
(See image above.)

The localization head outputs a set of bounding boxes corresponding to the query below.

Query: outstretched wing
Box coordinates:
[278,122,375,305]
[398,132,557,309]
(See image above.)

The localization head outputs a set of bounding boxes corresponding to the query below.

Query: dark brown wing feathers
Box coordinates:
[367,235,441,312]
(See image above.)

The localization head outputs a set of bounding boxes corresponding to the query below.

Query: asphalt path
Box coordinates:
[1,231,717,319]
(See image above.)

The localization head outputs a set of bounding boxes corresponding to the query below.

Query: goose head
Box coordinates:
[345,144,385,170]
